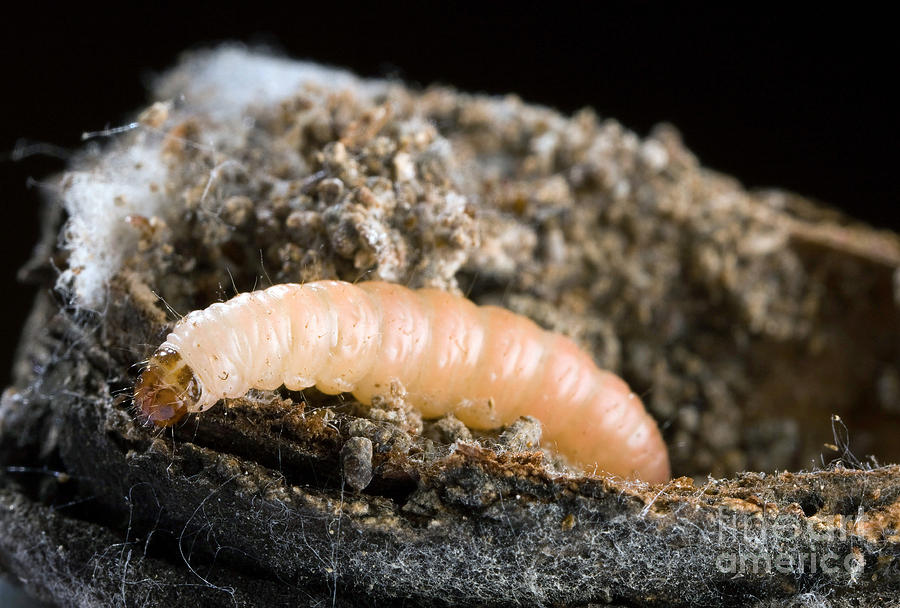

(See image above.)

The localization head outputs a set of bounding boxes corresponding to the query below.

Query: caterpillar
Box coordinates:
[134,281,671,482]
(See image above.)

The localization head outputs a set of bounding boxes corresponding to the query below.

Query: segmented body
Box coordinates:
[134,281,670,482]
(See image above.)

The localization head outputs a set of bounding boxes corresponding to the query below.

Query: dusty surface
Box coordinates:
[2,47,900,606]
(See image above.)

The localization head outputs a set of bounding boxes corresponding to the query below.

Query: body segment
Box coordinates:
[135,281,670,482]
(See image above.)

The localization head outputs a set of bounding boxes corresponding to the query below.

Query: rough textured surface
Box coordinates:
[3,46,900,606]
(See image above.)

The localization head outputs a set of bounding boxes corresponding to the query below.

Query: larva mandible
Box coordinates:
[134,281,671,482]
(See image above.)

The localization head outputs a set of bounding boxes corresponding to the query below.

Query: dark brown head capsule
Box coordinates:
[134,347,198,427]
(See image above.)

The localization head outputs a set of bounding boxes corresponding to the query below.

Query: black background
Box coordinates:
[1,5,897,387]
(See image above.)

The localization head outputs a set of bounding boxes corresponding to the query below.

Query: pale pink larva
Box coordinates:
[134,281,670,483]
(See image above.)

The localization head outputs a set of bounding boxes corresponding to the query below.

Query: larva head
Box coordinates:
[134,348,199,427]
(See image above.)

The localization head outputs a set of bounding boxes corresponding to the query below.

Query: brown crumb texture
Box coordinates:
[3,48,900,607]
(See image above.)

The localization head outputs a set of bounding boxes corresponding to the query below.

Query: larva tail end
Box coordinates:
[133,349,197,427]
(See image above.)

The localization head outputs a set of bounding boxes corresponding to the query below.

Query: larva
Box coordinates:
[134,281,671,482]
